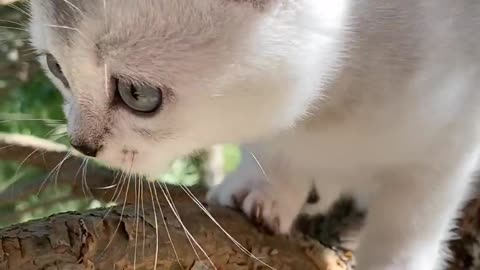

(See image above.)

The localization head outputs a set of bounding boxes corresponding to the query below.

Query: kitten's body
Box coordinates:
[29,1,480,269]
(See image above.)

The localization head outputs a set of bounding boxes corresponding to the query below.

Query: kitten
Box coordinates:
[29,0,480,269]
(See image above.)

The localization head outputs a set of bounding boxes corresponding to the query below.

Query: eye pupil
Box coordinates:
[46,53,69,88]
[115,77,163,113]
[130,85,140,100]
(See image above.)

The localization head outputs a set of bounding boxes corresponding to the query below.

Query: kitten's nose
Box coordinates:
[71,142,99,157]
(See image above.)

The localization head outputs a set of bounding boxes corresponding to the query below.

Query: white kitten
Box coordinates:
[29,1,480,269]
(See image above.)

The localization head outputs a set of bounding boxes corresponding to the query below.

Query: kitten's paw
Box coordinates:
[206,177,252,209]
[243,186,301,234]
[207,179,301,235]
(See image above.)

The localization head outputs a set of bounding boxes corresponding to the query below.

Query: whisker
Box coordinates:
[0,120,62,125]
[0,117,63,124]
[150,182,184,269]
[103,0,108,24]
[109,171,127,203]
[160,183,217,270]
[101,171,127,223]
[103,154,136,254]
[37,151,72,196]
[134,175,140,270]
[21,45,37,51]
[0,40,22,48]
[0,19,28,28]
[0,25,27,32]
[50,133,69,143]
[14,148,41,177]
[147,182,160,270]
[3,170,27,191]
[7,3,32,19]
[181,185,277,270]
[92,183,118,190]
[82,158,94,198]
[73,158,88,199]
[0,145,14,151]
[53,152,74,192]
[43,126,63,138]
[62,0,85,17]
[78,158,88,199]
[44,24,94,45]
[21,49,41,58]
[102,171,132,253]
[0,113,60,119]
[140,176,146,257]
[0,38,30,43]
[104,63,110,98]
[250,152,270,182]
[43,125,67,142]
[160,183,202,267]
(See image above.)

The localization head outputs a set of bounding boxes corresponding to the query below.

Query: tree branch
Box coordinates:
[0,203,353,270]
[0,133,353,270]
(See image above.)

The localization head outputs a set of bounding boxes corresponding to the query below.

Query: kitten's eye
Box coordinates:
[46,53,69,88]
[115,78,163,113]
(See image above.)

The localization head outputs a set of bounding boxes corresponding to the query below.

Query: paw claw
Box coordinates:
[256,203,263,222]
[273,217,280,233]
[208,177,300,236]
[232,191,248,208]
[232,196,240,208]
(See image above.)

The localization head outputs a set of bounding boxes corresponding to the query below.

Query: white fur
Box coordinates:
[29,0,480,269]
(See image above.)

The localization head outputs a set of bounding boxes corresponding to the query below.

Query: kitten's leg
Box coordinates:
[207,146,311,234]
[204,144,226,187]
[301,180,344,216]
[301,174,371,251]
[355,163,475,270]
[302,171,373,217]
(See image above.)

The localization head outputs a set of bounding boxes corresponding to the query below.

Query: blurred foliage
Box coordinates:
[0,2,76,227]
[0,3,241,228]
[223,144,242,174]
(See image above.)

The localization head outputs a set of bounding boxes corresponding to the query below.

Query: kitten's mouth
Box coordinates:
[94,145,171,177]
[121,149,139,169]
[88,146,142,173]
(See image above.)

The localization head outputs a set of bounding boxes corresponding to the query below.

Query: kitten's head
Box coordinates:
[29,0,346,176]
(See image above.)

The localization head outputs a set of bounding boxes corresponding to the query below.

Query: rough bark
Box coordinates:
[0,203,353,270]
[0,134,353,270]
